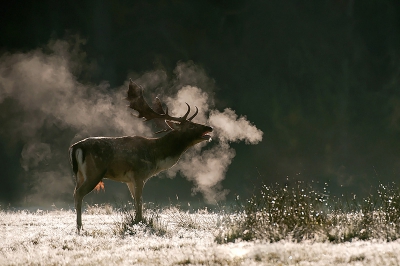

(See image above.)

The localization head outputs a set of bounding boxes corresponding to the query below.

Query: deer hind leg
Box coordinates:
[74,149,105,233]
[126,180,144,222]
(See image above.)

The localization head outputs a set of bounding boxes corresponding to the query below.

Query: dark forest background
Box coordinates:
[1,0,400,206]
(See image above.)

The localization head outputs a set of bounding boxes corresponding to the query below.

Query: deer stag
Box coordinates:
[69,79,213,233]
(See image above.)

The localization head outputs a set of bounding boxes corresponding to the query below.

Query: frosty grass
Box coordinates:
[1,206,400,266]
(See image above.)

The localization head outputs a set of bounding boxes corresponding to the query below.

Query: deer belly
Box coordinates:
[104,170,134,182]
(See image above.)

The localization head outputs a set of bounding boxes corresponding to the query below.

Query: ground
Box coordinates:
[1,206,400,265]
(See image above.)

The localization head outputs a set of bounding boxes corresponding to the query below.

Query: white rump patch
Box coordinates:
[75,148,87,181]
[76,148,83,166]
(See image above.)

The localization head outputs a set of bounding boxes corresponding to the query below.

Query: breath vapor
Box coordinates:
[0,37,263,204]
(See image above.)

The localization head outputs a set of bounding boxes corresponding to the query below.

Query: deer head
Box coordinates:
[126,79,213,143]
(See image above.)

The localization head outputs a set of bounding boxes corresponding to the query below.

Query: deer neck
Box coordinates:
[152,131,193,171]
[156,131,194,158]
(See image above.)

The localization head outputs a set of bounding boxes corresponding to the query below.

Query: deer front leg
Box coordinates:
[127,180,144,222]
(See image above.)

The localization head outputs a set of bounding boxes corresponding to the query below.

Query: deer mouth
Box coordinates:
[201,131,212,142]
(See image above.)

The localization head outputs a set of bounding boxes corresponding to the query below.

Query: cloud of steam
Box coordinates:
[0,37,263,204]
[170,143,235,202]
[20,142,51,171]
[165,86,210,123]
[163,76,263,203]
[0,41,150,140]
[208,108,263,144]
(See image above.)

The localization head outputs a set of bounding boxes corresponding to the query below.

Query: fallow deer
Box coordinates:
[69,80,213,233]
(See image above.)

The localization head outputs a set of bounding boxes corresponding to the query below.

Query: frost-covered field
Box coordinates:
[1,206,400,266]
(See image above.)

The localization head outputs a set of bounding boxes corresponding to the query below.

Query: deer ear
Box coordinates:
[166,121,181,130]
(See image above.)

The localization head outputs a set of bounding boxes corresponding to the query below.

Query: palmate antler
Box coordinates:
[126,79,198,131]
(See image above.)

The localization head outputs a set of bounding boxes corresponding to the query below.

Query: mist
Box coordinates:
[140,64,263,203]
[0,38,150,204]
[0,38,262,205]
[134,63,263,203]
